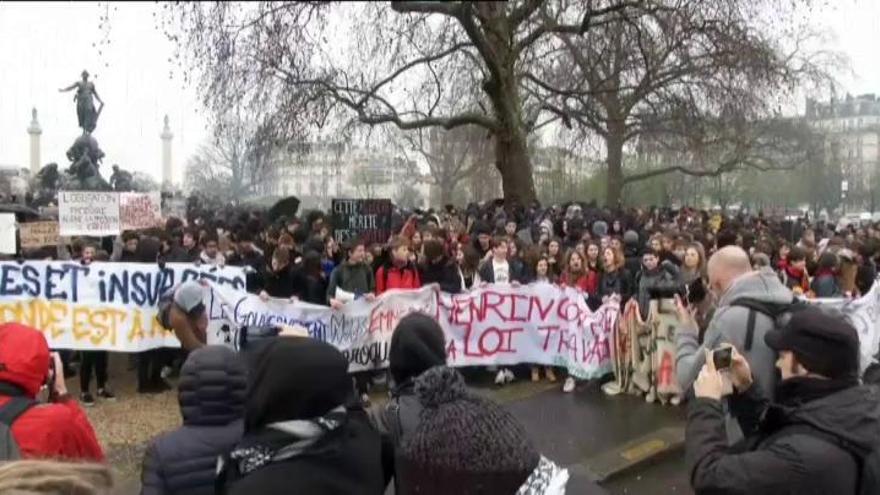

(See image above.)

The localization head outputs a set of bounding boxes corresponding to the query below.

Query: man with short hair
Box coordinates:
[327,240,375,308]
[675,246,792,442]
[475,236,524,285]
[687,308,880,494]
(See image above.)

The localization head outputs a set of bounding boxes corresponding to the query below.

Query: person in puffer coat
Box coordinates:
[141,346,247,495]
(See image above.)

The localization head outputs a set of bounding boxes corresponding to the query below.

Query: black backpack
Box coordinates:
[728,297,806,352]
[0,383,35,460]
[771,423,880,495]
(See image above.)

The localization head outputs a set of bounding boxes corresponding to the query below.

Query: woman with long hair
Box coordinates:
[530,256,558,383]
[599,246,630,304]
[546,238,564,278]
[559,250,590,292]
[681,242,707,284]
[584,241,602,295]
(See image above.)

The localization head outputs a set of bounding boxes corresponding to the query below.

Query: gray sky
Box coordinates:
[0,1,877,184]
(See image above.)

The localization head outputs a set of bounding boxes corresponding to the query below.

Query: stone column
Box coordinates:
[161,115,173,188]
[27,108,41,175]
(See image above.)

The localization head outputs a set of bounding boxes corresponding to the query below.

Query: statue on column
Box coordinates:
[59,70,104,134]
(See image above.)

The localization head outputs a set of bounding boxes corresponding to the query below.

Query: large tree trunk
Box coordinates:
[494,125,536,204]
[479,4,537,206]
[605,129,625,208]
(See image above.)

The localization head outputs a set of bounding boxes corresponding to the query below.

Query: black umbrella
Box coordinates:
[268,196,301,222]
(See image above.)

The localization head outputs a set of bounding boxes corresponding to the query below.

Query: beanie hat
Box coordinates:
[623,230,640,246]
[389,313,447,385]
[396,367,540,494]
[592,220,608,238]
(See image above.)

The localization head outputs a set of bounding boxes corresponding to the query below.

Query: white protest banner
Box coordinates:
[0,261,245,352]
[58,191,120,236]
[20,221,61,249]
[210,282,618,378]
[811,282,880,373]
[120,192,163,231]
[0,214,15,254]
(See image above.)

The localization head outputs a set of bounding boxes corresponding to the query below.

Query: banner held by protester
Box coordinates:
[119,191,162,231]
[0,261,246,351]
[58,190,120,236]
[331,198,393,245]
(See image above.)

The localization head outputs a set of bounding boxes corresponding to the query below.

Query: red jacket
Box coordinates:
[0,323,104,461]
[375,263,421,295]
[560,271,593,293]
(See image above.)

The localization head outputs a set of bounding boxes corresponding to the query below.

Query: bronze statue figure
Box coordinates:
[59,70,104,134]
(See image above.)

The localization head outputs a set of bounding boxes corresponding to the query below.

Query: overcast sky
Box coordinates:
[0,1,877,184]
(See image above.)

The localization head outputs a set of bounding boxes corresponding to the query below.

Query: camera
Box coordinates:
[647,276,707,306]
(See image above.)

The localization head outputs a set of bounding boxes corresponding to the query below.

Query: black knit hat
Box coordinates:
[389,313,447,385]
[765,306,860,380]
[396,367,540,495]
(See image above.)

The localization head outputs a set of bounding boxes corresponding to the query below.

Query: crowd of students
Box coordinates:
[5,197,880,494]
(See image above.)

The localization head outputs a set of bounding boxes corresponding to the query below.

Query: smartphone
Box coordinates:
[712,347,733,370]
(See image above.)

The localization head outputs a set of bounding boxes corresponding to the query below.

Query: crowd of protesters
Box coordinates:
[4,193,880,494]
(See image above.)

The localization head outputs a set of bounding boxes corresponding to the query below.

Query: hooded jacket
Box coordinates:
[141,346,247,495]
[0,323,103,461]
[676,269,792,442]
[220,337,384,495]
[687,379,880,494]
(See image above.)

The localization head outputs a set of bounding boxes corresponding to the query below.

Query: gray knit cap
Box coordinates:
[396,366,540,494]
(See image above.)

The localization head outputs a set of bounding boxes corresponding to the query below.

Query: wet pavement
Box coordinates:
[473,375,691,495]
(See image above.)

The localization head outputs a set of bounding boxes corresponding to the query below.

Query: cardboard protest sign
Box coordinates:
[58,191,120,236]
[120,192,162,230]
[20,221,60,249]
[0,214,15,254]
[0,261,245,352]
[331,198,393,245]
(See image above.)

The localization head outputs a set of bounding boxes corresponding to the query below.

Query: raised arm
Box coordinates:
[59,82,78,92]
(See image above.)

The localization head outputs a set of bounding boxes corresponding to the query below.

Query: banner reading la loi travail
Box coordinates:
[0,261,246,351]
[210,282,620,378]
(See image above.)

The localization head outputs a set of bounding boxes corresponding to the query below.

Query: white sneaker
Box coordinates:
[495,370,507,386]
[670,396,681,406]
[645,387,656,403]
[563,377,576,393]
[503,369,515,383]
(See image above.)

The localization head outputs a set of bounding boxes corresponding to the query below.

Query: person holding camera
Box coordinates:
[687,307,880,495]
[0,323,104,461]
[675,246,791,443]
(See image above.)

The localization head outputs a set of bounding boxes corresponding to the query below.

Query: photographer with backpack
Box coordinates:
[675,246,794,443]
[687,307,880,495]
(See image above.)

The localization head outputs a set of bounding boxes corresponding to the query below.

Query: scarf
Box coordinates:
[762,377,858,433]
[224,406,347,476]
[516,456,569,495]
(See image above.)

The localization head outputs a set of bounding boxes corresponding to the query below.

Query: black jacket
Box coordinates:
[686,379,880,495]
[599,268,632,303]
[141,346,247,495]
[420,257,463,294]
[635,262,681,319]
[261,265,300,299]
[477,258,526,284]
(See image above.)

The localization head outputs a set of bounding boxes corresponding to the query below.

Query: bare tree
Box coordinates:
[530,0,842,205]
[161,1,654,205]
[396,125,492,206]
[183,115,275,203]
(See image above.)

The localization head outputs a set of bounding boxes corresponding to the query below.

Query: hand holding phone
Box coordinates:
[711,346,733,370]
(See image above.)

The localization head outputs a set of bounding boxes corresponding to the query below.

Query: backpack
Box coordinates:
[0,383,35,460]
[772,422,880,495]
[728,297,805,352]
